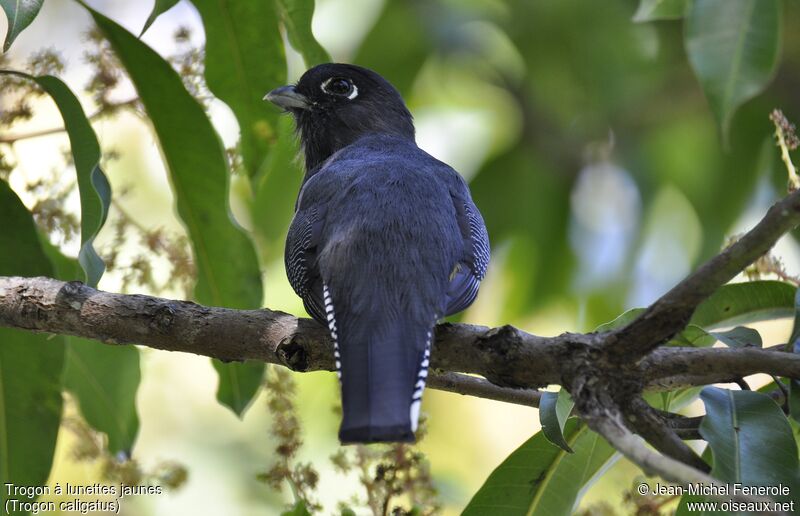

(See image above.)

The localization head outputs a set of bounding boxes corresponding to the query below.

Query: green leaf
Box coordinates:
[188,0,285,178]
[251,116,303,262]
[666,325,716,348]
[699,387,800,505]
[632,0,688,22]
[689,280,795,329]
[276,0,331,66]
[463,420,615,516]
[39,240,142,454]
[539,389,574,453]
[0,72,112,288]
[36,75,110,288]
[281,500,312,516]
[710,326,762,348]
[63,338,140,454]
[685,0,781,142]
[0,180,64,506]
[140,0,180,36]
[354,0,430,95]
[1,0,43,52]
[211,360,264,415]
[87,7,264,415]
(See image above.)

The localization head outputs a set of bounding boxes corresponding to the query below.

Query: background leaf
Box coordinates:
[251,116,303,262]
[140,0,181,36]
[685,0,781,141]
[354,0,431,95]
[632,0,688,22]
[699,387,800,505]
[276,0,331,66]
[0,180,63,507]
[88,7,264,415]
[0,0,44,51]
[188,0,285,178]
[463,420,615,516]
[63,339,140,454]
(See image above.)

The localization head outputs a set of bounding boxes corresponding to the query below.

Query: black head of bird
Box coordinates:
[265,63,415,172]
[265,64,490,444]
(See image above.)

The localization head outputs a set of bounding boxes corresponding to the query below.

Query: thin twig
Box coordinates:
[0,98,139,144]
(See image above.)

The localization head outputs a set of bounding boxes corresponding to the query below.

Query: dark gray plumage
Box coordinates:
[266,64,489,444]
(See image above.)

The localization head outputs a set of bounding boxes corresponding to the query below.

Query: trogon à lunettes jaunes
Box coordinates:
[265,64,490,444]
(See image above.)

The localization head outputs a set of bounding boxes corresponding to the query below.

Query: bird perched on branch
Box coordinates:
[265,64,489,444]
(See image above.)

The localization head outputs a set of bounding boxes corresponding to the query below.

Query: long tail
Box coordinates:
[324,287,432,443]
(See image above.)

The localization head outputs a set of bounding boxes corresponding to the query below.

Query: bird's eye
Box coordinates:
[322,77,357,99]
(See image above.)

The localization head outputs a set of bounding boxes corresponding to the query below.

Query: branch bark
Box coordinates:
[3,276,797,401]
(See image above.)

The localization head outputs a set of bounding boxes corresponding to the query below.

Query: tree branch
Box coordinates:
[608,187,800,359]
[1,276,797,403]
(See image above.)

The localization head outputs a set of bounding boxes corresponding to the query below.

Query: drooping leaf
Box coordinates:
[36,75,109,287]
[539,389,575,453]
[188,0,285,178]
[685,0,781,142]
[212,360,265,415]
[0,180,64,507]
[87,7,264,415]
[0,0,43,52]
[140,0,181,36]
[710,326,762,348]
[689,280,795,329]
[0,72,112,288]
[38,239,142,454]
[699,387,800,505]
[463,420,615,516]
[63,338,140,455]
[276,0,331,66]
[632,0,688,22]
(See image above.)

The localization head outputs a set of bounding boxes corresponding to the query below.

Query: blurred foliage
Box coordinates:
[2,0,800,514]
